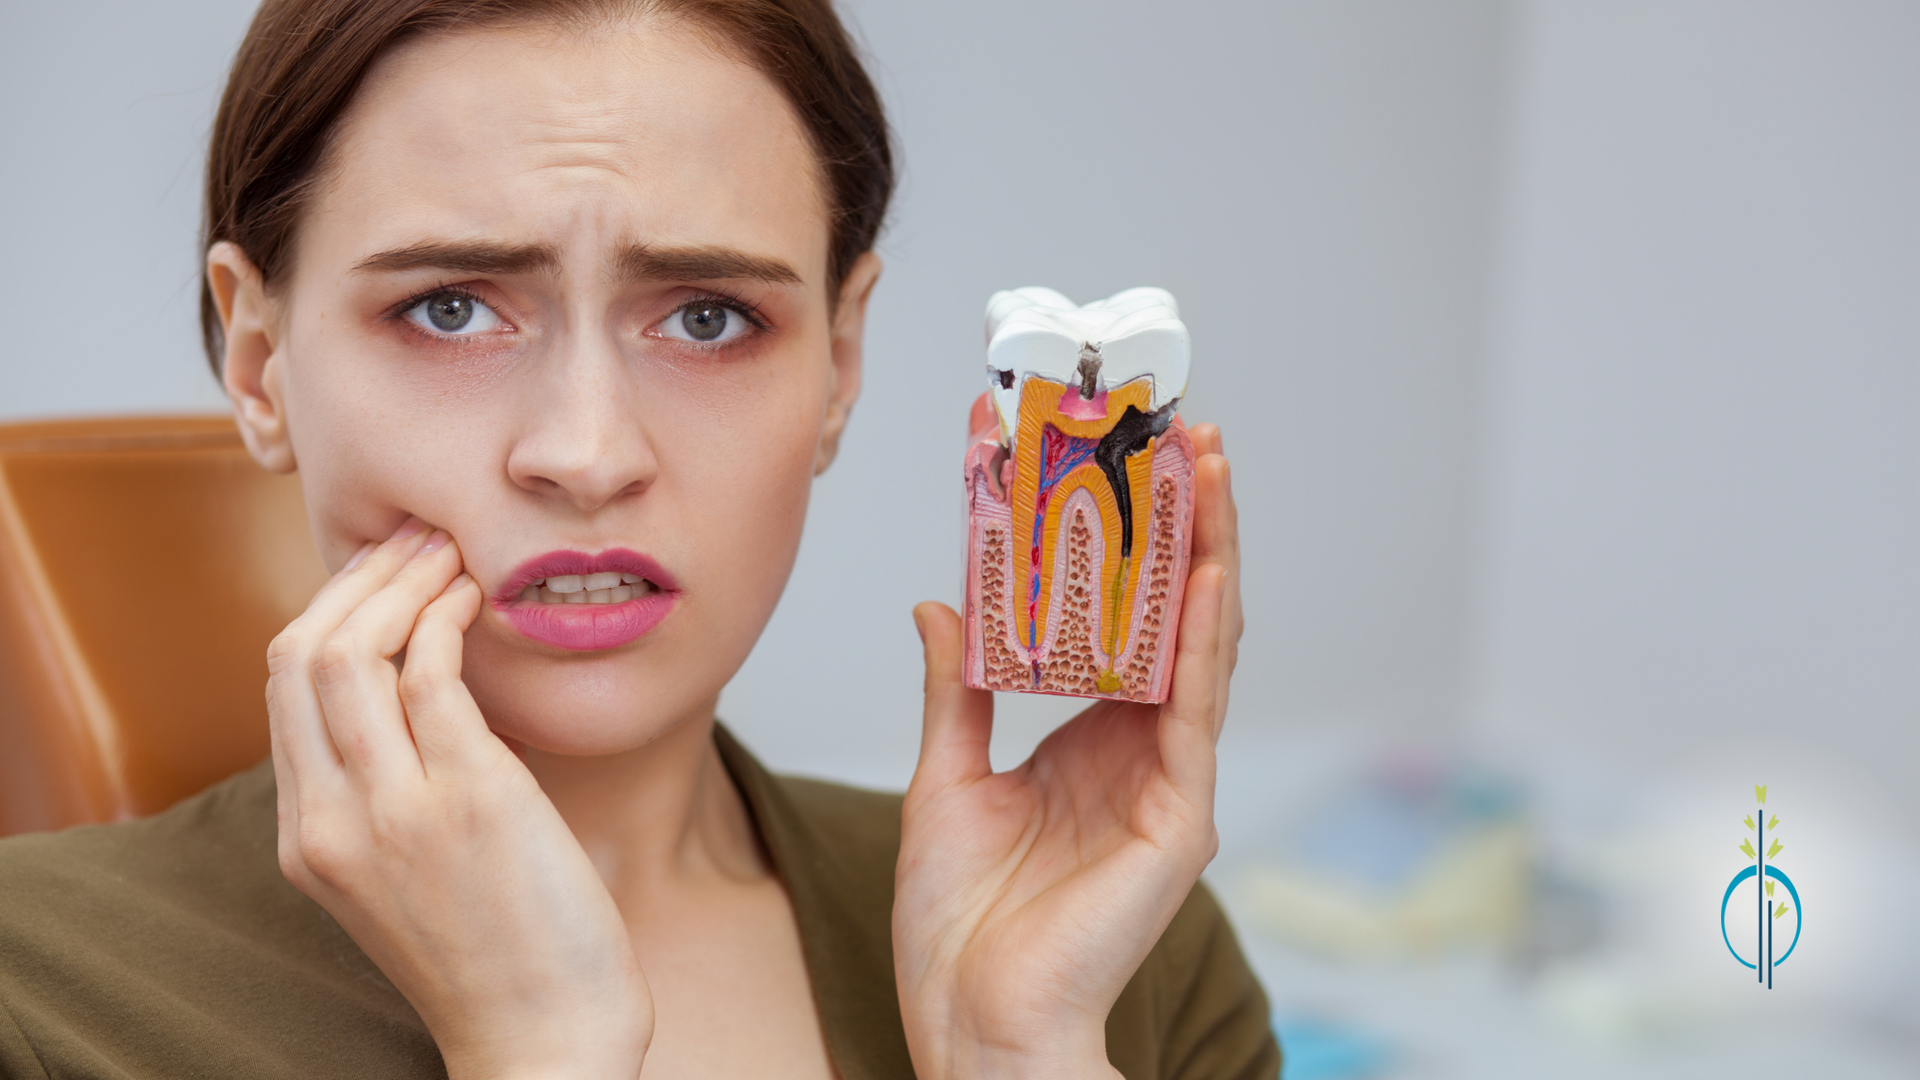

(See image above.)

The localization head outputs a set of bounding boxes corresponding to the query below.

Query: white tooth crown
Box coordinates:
[983,286,1190,446]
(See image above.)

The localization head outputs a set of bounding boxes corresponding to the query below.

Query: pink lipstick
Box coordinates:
[492,548,680,652]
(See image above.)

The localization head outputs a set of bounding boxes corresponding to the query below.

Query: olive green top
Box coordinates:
[0,725,1279,1079]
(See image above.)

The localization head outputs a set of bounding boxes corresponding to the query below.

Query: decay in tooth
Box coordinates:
[1094,401,1177,562]
[517,572,652,605]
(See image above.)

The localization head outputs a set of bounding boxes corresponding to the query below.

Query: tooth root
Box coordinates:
[584,572,621,591]
[610,585,633,603]
[547,574,584,594]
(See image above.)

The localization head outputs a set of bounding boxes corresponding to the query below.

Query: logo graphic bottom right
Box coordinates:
[1720,784,1802,987]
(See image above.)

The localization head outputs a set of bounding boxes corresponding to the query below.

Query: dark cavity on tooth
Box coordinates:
[1075,343,1102,400]
[1094,400,1177,560]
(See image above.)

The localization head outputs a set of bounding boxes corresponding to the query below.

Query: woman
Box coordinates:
[0,1,1272,1077]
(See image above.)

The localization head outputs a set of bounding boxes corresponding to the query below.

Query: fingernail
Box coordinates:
[389,516,426,541]
[911,608,927,644]
[416,529,451,556]
[342,541,376,572]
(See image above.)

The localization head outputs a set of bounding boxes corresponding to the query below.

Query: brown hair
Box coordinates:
[200,0,894,371]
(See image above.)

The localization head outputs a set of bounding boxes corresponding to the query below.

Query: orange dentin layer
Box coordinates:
[1008,376,1155,658]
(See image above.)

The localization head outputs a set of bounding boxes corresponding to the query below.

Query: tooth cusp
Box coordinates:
[984,286,1190,451]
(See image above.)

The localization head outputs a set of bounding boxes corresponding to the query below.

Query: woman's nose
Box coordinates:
[505,333,658,513]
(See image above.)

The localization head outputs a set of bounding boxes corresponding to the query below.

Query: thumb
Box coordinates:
[911,601,994,789]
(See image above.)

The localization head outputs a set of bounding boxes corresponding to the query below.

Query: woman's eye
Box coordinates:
[658,302,750,345]
[404,292,502,336]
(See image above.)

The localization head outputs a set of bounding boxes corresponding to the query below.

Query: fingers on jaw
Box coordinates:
[309,636,418,780]
[402,577,476,683]
[398,576,489,767]
[327,532,463,663]
[290,518,439,643]
[324,516,431,591]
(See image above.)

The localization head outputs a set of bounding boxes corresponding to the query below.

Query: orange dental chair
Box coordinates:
[0,416,326,836]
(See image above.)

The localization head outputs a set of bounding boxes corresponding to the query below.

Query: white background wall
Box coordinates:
[1470,0,1920,826]
[2,0,1914,816]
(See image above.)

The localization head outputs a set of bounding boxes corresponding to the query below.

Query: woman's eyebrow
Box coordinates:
[616,244,802,286]
[353,241,560,275]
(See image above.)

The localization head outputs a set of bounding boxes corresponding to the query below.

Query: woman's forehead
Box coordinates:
[308,19,829,280]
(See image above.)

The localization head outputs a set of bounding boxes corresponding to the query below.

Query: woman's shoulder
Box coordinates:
[768,771,903,871]
[0,762,439,1079]
[0,759,280,889]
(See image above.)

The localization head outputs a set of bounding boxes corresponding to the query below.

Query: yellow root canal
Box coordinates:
[1097,554,1132,693]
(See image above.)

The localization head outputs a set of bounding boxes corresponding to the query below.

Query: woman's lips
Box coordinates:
[492,548,680,652]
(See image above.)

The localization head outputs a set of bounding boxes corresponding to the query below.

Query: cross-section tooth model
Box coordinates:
[962,287,1196,702]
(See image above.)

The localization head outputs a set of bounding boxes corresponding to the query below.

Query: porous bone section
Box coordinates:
[962,422,1194,702]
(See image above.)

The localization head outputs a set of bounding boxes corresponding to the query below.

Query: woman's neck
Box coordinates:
[519,711,769,903]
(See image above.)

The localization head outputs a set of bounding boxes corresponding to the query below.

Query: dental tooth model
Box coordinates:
[963,287,1196,702]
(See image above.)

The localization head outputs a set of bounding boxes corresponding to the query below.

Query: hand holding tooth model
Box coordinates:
[895,287,1241,1079]
[963,287,1196,702]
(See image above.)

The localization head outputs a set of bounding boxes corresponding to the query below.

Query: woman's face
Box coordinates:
[214,19,875,754]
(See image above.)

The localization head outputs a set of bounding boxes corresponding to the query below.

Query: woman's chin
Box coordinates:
[475,696,693,758]
[461,652,715,758]
[453,599,747,757]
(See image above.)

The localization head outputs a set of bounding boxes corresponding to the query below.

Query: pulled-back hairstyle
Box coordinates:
[201,0,894,371]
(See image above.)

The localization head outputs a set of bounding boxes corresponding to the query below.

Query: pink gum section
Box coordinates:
[960,408,1196,703]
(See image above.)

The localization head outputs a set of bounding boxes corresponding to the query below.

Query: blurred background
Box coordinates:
[3,0,1915,1075]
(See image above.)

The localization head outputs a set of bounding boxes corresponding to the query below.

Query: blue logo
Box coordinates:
[1719,785,1799,987]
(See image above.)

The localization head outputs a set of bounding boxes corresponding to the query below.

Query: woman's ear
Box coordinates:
[207,241,296,474]
[814,250,882,476]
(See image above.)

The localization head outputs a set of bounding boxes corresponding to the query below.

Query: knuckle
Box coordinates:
[363,790,430,855]
[276,847,305,887]
[311,635,364,686]
[276,838,317,892]
[293,824,351,888]
[265,628,309,675]
[396,661,438,709]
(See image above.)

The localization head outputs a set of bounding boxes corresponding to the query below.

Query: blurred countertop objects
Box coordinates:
[1211,724,1919,1080]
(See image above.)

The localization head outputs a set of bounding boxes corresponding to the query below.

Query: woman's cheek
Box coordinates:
[288,355,491,566]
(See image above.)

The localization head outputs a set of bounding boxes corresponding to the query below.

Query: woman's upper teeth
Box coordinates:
[517,573,648,604]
